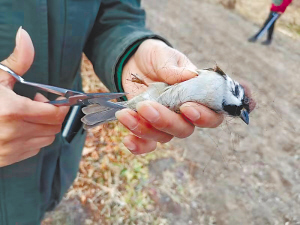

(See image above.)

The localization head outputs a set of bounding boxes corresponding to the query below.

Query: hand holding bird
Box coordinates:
[82,39,255,155]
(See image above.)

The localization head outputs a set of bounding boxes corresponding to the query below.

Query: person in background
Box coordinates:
[248,0,293,45]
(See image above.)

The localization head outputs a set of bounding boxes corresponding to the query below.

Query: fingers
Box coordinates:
[127,39,198,86]
[153,45,197,85]
[22,136,56,150]
[1,93,69,125]
[0,135,56,167]
[156,65,198,85]
[117,101,224,154]
[154,48,197,85]
[19,122,62,139]
[123,134,157,155]
[0,120,61,144]
[0,92,67,139]
[1,135,55,167]
[136,101,195,138]
[16,149,40,163]
[20,95,69,125]
[180,102,224,128]
[0,27,34,89]
[115,109,173,143]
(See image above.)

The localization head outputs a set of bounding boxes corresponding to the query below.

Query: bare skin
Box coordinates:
[0,28,69,167]
[117,39,224,154]
[0,30,223,166]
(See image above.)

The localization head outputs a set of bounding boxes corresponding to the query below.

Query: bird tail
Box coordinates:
[81,102,126,129]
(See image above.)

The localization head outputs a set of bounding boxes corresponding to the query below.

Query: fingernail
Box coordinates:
[136,102,160,123]
[123,138,136,152]
[115,110,139,130]
[181,105,200,121]
[186,67,199,75]
[16,26,22,49]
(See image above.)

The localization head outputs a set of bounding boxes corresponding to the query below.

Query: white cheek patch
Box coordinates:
[226,76,235,93]
[238,86,245,101]
[225,76,245,103]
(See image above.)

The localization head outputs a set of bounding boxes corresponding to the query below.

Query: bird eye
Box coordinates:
[243,96,249,104]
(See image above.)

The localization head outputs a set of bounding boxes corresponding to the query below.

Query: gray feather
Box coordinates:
[81,67,252,129]
[82,104,111,115]
[81,102,127,127]
[83,117,118,130]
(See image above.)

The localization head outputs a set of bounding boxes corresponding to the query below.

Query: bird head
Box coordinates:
[221,75,256,125]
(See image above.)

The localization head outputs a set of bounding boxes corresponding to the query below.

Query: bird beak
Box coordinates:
[240,108,249,125]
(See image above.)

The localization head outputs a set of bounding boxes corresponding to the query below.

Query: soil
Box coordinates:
[43,0,300,224]
[143,0,300,224]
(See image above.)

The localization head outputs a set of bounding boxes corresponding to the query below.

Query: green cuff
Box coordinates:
[116,41,143,101]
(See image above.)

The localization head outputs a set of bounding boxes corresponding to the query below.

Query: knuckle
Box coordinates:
[0,127,15,142]
[156,119,172,131]
[0,98,27,120]
[129,125,142,136]
[0,106,16,119]
[6,54,18,66]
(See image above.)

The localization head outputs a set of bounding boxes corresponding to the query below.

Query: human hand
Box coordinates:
[117,39,223,154]
[0,28,69,167]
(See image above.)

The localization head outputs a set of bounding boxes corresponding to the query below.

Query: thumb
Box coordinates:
[157,65,198,85]
[0,27,35,89]
[155,49,198,85]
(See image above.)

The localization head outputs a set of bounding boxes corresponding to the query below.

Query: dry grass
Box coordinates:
[42,56,192,225]
[42,1,300,224]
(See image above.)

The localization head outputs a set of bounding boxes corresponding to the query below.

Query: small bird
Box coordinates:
[81,66,256,129]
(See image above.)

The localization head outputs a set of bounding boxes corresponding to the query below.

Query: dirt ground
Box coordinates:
[43,0,300,224]
[142,0,300,224]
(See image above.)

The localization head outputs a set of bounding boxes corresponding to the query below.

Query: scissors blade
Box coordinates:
[48,92,126,107]
[0,63,83,97]
[48,99,71,106]
[85,98,126,109]
[85,92,126,100]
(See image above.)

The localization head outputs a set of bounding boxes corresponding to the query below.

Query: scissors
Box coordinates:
[0,63,126,109]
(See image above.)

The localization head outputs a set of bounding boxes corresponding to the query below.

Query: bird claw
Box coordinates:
[128,73,149,87]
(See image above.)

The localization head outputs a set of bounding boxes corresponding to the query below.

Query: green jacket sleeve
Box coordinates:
[84,0,170,93]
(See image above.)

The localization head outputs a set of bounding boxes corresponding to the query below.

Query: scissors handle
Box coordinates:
[0,63,126,107]
[0,63,23,82]
[0,63,81,97]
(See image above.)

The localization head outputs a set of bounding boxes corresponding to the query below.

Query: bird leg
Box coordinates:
[128,73,149,87]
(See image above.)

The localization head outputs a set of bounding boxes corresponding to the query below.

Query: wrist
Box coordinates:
[115,41,143,101]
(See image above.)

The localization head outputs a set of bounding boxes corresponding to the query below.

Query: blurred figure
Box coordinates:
[248,0,293,45]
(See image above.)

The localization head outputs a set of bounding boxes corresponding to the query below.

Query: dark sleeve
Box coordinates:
[84,0,170,92]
